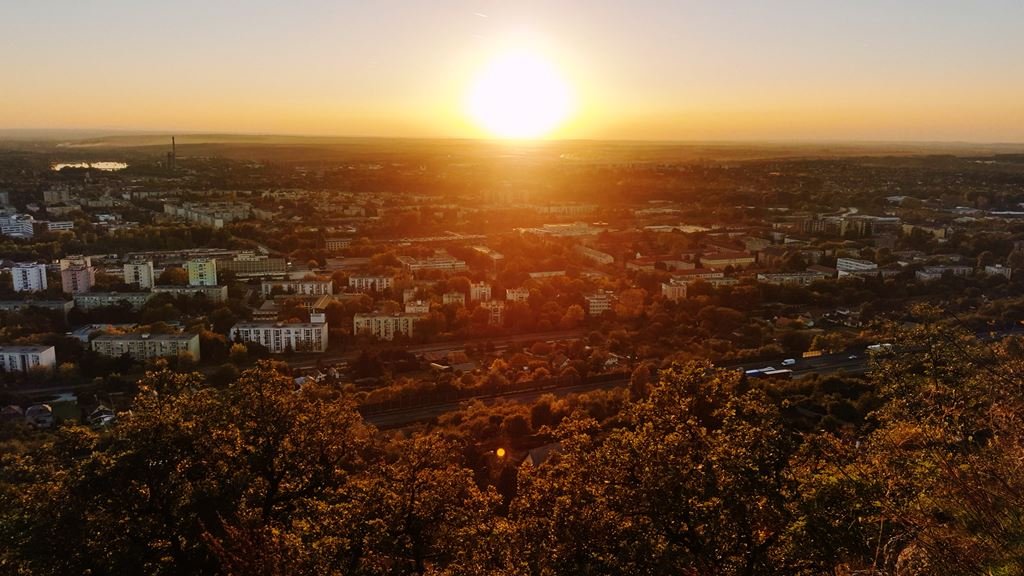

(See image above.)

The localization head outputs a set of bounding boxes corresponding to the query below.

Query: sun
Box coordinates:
[466,49,573,139]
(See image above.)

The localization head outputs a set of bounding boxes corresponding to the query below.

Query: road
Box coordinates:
[287,329,586,369]
[364,351,875,429]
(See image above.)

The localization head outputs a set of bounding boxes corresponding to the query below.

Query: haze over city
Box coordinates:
[3,0,1024,141]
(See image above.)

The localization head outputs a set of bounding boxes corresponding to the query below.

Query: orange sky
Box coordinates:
[2,1,1023,142]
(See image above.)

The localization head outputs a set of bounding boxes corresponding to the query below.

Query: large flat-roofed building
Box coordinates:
[0,345,56,373]
[397,254,468,273]
[186,258,218,286]
[348,275,394,293]
[73,291,153,311]
[230,314,328,353]
[0,299,74,317]
[60,255,95,294]
[353,312,421,340]
[756,271,831,286]
[260,279,333,296]
[325,238,352,251]
[152,284,229,303]
[216,253,287,277]
[91,333,201,362]
[123,261,155,289]
[699,251,756,270]
[163,201,251,228]
[11,263,48,292]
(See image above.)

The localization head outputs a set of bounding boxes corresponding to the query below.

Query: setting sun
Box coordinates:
[466,49,573,139]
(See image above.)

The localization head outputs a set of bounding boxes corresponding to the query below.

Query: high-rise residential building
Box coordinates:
[0,345,57,373]
[59,255,95,294]
[186,258,218,286]
[123,261,155,289]
[11,263,48,292]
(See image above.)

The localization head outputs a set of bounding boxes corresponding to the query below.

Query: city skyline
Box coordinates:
[2,1,1024,142]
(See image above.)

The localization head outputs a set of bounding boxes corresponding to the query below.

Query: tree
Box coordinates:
[229,343,248,364]
[512,362,798,575]
[157,267,189,286]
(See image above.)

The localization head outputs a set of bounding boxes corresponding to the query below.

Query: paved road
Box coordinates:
[287,329,586,369]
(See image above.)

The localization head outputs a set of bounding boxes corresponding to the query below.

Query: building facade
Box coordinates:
[59,256,96,294]
[470,282,491,302]
[73,292,153,311]
[260,279,333,296]
[353,312,421,340]
[230,315,329,353]
[11,263,48,292]
[91,333,201,362]
[186,258,218,286]
[348,275,394,293]
[0,346,56,373]
[123,261,155,289]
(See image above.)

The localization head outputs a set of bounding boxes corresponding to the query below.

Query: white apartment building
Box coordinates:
[260,279,333,296]
[230,314,329,353]
[60,255,95,294]
[91,333,201,362]
[186,258,218,286]
[353,312,421,340]
[836,258,878,272]
[11,263,48,292]
[0,214,35,238]
[348,275,393,293]
[0,346,56,373]
[123,261,155,289]
[506,287,531,303]
[470,282,491,302]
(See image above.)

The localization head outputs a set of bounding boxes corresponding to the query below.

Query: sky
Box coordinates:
[2,0,1024,142]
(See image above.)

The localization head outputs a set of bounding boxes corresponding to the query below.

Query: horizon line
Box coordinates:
[2,128,1024,148]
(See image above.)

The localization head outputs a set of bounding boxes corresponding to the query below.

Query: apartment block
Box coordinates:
[11,263,48,292]
[186,258,218,286]
[59,255,95,294]
[353,312,421,340]
[230,314,329,353]
[91,333,201,362]
[123,261,155,289]
[0,346,56,373]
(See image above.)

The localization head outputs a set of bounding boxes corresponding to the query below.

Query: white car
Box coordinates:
[781,358,796,366]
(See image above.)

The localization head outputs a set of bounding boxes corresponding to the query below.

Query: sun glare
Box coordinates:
[467,49,573,139]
